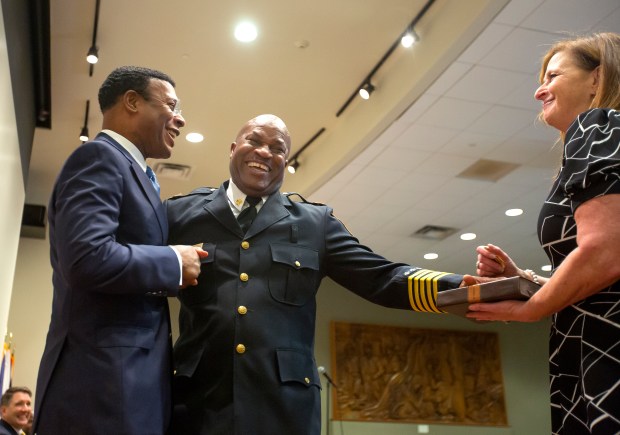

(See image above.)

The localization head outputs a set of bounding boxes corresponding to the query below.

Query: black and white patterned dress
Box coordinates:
[538,108,620,434]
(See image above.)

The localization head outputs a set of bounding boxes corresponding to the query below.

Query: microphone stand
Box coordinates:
[320,368,338,435]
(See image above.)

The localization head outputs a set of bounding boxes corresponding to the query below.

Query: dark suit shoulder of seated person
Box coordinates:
[166,114,467,435]
[0,386,32,435]
[33,66,205,435]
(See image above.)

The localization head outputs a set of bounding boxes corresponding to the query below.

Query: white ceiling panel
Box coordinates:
[521,0,620,33]
[417,97,491,130]
[424,61,473,96]
[493,0,545,26]
[391,124,459,151]
[467,105,537,137]
[445,65,531,105]
[457,23,515,64]
[479,27,560,73]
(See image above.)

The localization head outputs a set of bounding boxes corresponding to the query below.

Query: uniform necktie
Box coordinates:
[237,196,261,233]
[146,166,160,195]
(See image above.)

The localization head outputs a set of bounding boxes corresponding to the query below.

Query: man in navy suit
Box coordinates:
[0,387,32,435]
[166,114,477,434]
[33,66,207,435]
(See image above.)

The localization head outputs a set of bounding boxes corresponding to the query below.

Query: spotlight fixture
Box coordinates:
[505,208,523,217]
[287,160,300,174]
[86,0,101,76]
[234,21,258,42]
[335,0,435,117]
[186,132,204,143]
[79,126,89,142]
[286,127,326,175]
[358,82,375,100]
[400,27,420,48]
[79,100,90,142]
[86,45,99,64]
[460,232,476,241]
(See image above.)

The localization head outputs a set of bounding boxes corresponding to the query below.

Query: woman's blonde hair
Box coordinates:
[539,33,620,174]
[539,32,620,114]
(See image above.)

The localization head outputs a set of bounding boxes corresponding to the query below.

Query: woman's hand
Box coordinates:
[467,299,544,323]
[475,244,521,278]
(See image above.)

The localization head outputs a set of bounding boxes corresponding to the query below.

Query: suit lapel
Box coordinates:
[97,133,168,241]
[129,161,168,238]
[0,420,18,435]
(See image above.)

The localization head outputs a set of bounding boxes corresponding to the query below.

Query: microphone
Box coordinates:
[317,366,338,388]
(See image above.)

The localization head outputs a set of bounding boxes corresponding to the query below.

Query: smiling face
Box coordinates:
[534,50,599,133]
[0,391,32,430]
[134,78,186,159]
[229,115,291,197]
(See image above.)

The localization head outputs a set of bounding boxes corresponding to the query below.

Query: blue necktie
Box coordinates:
[146,166,160,195]
[237,196,261,233]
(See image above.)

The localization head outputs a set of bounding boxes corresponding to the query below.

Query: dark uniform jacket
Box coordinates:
[166,182,463,435]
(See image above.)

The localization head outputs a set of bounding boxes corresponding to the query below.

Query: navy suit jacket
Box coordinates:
[34,133,181,435]
[166,183,463,435]
[0,420,18,435]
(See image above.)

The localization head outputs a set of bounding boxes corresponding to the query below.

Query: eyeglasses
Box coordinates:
[144,95,182,116]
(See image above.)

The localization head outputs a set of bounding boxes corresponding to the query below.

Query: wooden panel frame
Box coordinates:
[330,321,508,426]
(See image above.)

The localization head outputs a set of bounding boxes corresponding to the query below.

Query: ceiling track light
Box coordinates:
[86,45,99,64]
[335,0,434,117]
[287,160,300,174]
[286,127,326,175]
[86,0,101,76]
[400,27,420,48]
[79,100,90,142]
[358,82,375,100]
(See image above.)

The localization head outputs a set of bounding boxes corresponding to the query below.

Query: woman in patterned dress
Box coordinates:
[468,33,620,434]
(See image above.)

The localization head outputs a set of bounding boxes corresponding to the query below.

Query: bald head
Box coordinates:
[229,114,292,197]
[236,114,290,145]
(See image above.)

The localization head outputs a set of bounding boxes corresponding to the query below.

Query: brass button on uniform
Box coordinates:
[304,377,310,384]
[238,305,248,315]
[236,344,246,354]
[240,273,249,282]
[294,260,301,268]
[241,241,250,249]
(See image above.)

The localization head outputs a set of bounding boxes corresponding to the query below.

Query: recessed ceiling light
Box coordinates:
[541,265,552,272]
[505,208,523,217]
[424,253,438,260]
[460,233,476,241]
[186,132,204,143]
[234,21,257,42]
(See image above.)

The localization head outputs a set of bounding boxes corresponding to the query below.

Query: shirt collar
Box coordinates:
[101,129,148,172]
[227,179,266,212]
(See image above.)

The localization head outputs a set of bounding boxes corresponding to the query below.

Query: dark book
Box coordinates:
[437,277,541,317]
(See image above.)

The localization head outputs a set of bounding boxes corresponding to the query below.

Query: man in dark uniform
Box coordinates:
[167,114,473,435]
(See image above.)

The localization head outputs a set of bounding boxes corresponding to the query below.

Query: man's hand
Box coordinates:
[459,274,500,287]
[173,245,208,288]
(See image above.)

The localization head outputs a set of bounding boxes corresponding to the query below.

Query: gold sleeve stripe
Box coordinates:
[413,270,436,312]
[407,269,449,313]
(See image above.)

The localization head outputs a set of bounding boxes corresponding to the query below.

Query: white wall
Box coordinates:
[7,237,52,392]
[0,0,25,347]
